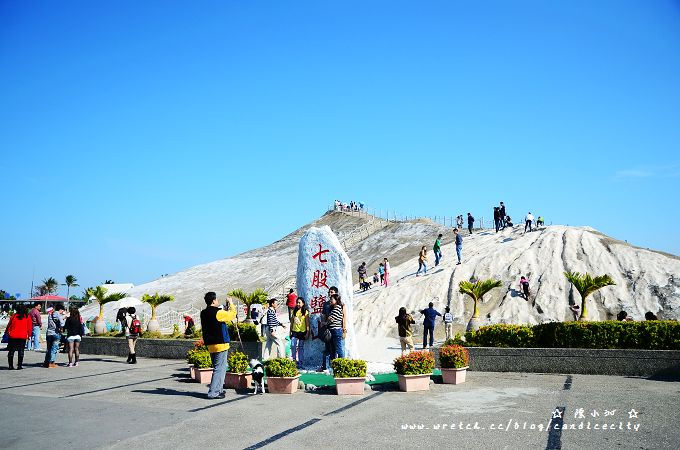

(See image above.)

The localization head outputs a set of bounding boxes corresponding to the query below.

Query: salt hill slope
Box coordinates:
[101,211,679,335]
[353,224,680,340]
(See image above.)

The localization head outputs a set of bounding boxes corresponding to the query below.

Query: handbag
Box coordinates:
[1,329,8,344]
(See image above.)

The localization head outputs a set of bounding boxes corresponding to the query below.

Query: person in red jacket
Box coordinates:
[286,289,297,322]
[7,305,32,370]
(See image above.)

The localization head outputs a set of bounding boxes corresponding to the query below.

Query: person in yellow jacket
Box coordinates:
[200,292,237,399]
[416,246,428,276]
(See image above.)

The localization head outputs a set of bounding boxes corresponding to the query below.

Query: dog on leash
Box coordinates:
[250,359,265,394]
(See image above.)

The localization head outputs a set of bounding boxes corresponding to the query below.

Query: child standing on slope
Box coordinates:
[443,307,454,341]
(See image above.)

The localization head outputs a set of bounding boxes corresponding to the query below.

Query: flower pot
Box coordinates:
[146,319,160,332]
[441,367,468,384]
[94,319,107,335]
[397,373,432,392]
[266,376,300,394]
[225,372,253,389]
[194,367,214,384]
[335,377,366,395]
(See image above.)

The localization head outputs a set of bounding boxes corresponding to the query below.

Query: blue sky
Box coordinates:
[1,1,679,298]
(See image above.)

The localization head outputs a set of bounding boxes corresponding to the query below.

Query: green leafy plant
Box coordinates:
[171,324,181,338]
[331,358,367,378]
[228,288,268,319]
[227,322,259,342]
[86,286,127,323]
[459,278,503,319]
[141,293,175,320]
[564,272,616,321]
[187,349,213,369]
[443,333,468,347]
[227,351,250,374]
[62,275,79,299]
[141,330,163,339]
[439,345,470,369]
[265,357,298,377]
[393,350,435,375]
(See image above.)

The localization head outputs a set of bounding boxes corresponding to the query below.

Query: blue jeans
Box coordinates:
[44,334,60,364]
[434,250,442,266]
[330,328,345,360]
[291,335,305,365]
[208,350,228,398]
[423,325,434,348]
[417,261,427,275]
[27,326,40,350]
[456,245,462,263]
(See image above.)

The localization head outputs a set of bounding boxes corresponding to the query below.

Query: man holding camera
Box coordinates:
[200,292,237,399]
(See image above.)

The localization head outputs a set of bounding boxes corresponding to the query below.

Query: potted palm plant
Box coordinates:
[459,278,503,331]
[141,293,174,332]
[439,345,470,384]
[227,288,268,324]
[86,286,127,334]
[393,350,435,392]
[564,272,615,321]
[225,351,252,389]
[331,358,367,395]
[265,357,299,394]
[187,348,213,384]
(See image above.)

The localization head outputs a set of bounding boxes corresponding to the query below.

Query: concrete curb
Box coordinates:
[80,337,263,360]
[434,347,680,378]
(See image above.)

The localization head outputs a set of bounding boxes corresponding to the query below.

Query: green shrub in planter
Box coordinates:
[227,322,260,342]
[331,358,367,378]
[187,349,213,369]
[228,351,250,374]
[142,330,164,339]
[265,357,298,377]
[393,350,435,375]
[443,333,470,347]
[439,345,470,368]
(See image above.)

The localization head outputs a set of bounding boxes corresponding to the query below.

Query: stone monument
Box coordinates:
[296,226,356,368]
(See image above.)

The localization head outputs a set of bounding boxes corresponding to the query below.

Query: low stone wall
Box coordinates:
[80,337,263,361]
[434,347,680,378]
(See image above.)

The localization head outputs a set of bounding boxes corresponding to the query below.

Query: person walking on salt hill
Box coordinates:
[200,292,237,400]
[536,216,545,228]
[499,202,507,228]
[493,207,501,233]
[358,262,367,287]
[290,297,310,368]
[264,298,286,359]
[467,213,474,235]
[519,276,531,301]
[525,212,534,233]
[456,215,463,230]
[286,289,297,322]
[454,228,463,265]
[416,246,428,277]
[433,234,443,266]
[443,307,454,341]
[383,258,391,287]
[395,307,415,355]
[420,302,442,350]
[378,263,385,285]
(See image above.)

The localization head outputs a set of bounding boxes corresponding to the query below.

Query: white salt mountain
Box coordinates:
[296,226,356,366]
[85,210,679,365]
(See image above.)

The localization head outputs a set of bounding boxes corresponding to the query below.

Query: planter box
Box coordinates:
[398,373,432,392]
[194,367,214,384]
[335,377,366,395]
[225,372,252,389]
[266,376,300,394]
[441,367,468,384]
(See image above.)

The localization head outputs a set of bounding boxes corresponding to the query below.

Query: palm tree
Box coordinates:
[62,275,79,300]
[227,288,268,321]
[42,277,59,295]
[87,286,127,322]
[141,293,174,332]
[564,271,615,321]
[459,278,503,331]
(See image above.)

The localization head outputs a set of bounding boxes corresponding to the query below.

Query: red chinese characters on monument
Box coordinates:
[309,243,331,314]
[309,295,326,315]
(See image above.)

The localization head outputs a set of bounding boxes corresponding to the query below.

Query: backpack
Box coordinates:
[129,317,142,336]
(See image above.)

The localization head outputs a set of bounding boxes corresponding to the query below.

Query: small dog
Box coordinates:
[250,359,265,394]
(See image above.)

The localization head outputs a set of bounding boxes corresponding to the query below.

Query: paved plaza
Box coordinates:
[0,350,677,449]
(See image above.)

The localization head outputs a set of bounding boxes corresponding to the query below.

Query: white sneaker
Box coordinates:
[66,363,73,367]
[74,362,79,367]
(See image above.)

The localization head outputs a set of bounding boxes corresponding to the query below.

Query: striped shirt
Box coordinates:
[267,308,282,332]
[328,305,344,329]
